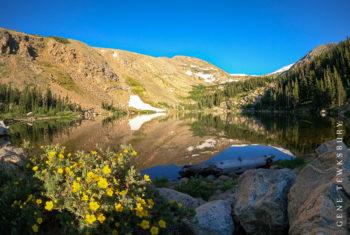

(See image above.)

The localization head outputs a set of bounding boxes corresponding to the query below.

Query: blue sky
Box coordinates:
[1,0,350,74]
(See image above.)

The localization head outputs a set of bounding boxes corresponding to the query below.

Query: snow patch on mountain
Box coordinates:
[230,73,249,77]
[194,72,215,83]
[268,63,294,75]
[128,95,165,112]
[185,70,193,76]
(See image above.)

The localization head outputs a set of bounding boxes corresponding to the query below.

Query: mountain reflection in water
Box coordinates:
[4,113,349,177]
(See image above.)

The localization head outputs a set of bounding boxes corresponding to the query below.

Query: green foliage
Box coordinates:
[274,158,306,169]
[126,77,146,96]
[0,83,81,117]
[219,179,236,191]
[0,146,192,234]
[101,101,126,115]
[49,36,70,44]
[189,76,273,109]
[55,74,80,92]
[175,176,215,200]
[152,177,169,188]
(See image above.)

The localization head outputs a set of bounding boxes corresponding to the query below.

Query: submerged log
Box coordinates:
[179,154,276,177]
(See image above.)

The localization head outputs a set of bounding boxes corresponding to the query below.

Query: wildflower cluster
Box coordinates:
[5,145,191,234]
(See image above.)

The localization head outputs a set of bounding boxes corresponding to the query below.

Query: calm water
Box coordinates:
[2,113,349,179]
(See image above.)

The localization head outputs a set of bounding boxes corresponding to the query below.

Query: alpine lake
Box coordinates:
[2,112,349,180]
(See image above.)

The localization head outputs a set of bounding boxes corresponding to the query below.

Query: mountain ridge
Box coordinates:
[0,27,234,111]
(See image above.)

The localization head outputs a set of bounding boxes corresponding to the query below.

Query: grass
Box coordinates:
[126,77,146,96]
[49,36,70,44]
[219,179,237,191]
[0,63,9,76]
[175,176,215,200]
[55,74,81,93]
[275,158,306,169]
[125,77,160,107]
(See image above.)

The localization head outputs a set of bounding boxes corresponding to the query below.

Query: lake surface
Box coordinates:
[2,112,349,179]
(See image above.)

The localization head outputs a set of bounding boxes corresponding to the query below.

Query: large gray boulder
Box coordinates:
[288,140,350,235]
[0,144,26,176]
[192,200,234,235]
[157,188,204,209]
[234,168,296,235]
[0,121,8,136]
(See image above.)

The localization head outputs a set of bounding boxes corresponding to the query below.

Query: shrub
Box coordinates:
[49,36,70,44]
[175,176,215,200]
[153,177,169,188]
[275,158,306,169]
[0,146,192,234]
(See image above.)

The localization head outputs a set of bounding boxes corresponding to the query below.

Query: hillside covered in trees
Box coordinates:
[255,38,350,111]
[189,38,350,112]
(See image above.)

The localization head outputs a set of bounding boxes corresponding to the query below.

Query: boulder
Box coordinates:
[288,140,350,235]
[192,200,234,235]
[0,121,8,136]
[234,168,296,235]
[0,145,27,176]
[157,188,204,208]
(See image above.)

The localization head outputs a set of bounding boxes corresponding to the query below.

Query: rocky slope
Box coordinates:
[0,27,233,111]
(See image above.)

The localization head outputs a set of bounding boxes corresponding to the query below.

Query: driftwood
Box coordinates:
[179,155,276,177]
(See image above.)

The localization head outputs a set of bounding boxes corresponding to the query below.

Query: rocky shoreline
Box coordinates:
[156,140,350,234]
[1,140,349,234]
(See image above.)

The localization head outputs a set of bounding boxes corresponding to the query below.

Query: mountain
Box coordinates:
[0,28,232,111]
[187,38,350,112]
[268,63,294,75]
[255,40,349,111]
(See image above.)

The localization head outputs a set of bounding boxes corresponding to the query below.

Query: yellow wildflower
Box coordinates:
[97,213,106,223]
[159,219,166,228]
[57,168,64,174]
[82,194,89,201]
[97,177,108,189]
[119,189,128,196]
[131,150,137,156]
[32,166,38,172]
[143,174,151,182]
[91,150,97,155]
[72,181,81,193]
[140,220,150,230]
[32,224,39,233]
[106,188,113,197]
[87,171,96,182]
[115,203,123,212]
[89,201,100,211]
[123,149,129,154]
[37,218,43,224]
[48,151,56,159]
[85,214,96,224]
[58,153,64,160]
[102,165,111,175]
[35,199,42,205]
[44,201,54,211]
[150,226,159,235]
